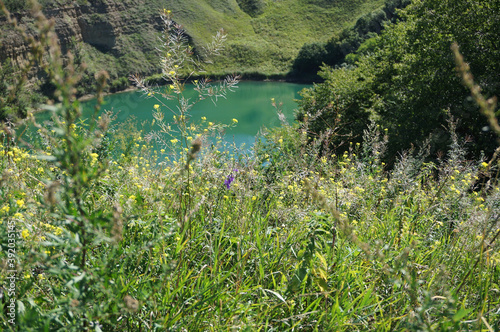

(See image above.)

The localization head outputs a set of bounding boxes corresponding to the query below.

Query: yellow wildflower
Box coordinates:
[21,229,30,239]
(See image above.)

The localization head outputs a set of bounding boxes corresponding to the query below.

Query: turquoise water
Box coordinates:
[80,81,310,147]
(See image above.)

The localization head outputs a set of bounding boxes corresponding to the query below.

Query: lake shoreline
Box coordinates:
[77,81,311,148]
[77,74,319,103]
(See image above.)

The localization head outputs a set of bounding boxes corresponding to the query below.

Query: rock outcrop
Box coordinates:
[0,0,163,78]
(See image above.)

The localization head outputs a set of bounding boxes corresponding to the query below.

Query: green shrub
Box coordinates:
[1,0,28,12]
[236,0,265,17]
[297,0,500,162]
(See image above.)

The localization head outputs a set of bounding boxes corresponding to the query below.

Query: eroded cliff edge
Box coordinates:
[0,0,164,92]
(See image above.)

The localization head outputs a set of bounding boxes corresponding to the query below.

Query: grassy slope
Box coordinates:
[165,0,386,75]
[71,0,385,80]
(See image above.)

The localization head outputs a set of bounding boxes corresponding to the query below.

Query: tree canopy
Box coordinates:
[298,0,500,161]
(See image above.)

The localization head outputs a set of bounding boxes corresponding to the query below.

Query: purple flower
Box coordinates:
[224,169,238,189]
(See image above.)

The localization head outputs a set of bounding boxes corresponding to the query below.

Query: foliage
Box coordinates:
[290,0,410,79]
[298,0,500,162]
[291,42,328,81]
[0,38,45,120]
[235,0,265,17]
[1,0,28,12]
[0,60,32,120]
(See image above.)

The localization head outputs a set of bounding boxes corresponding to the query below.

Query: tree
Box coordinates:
[298,0,500,161]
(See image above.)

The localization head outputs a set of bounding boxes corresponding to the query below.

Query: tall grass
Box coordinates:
[0,2,499,331]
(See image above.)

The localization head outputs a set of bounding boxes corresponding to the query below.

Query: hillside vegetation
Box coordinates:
[2,0,385,82]
[298,0,500,163]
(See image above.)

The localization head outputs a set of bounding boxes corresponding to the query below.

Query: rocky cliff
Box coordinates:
[0,0,164,88]
[1,0,388,89]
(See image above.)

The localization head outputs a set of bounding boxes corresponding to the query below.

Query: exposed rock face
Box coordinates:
[0,0,162,76]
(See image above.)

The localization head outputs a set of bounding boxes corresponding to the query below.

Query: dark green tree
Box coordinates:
[298,0,500,161]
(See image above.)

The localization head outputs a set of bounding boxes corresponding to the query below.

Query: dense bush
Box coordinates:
[1,1,499,331]
[0,60,45,121]
[1,0,29,12]
[291,42,328,80]
[290,0,410,79]
[297,0,500,162]
[236,0,265,17]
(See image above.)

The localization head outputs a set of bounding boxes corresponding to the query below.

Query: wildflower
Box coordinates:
[16,199,25,208]
[252,196,257,201]
[481,162,489,168]
[169,84,174,89]
[170,139,178,144]
[232,118,238,124]
[169,71,176,76]
[224,169,238,189]
[201,116,206,121]
[90,152,99,166]
[21,229,30,239]
[154,104,160,109]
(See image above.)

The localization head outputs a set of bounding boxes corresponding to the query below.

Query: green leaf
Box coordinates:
[452,308,471,322]
[35,155,57,162]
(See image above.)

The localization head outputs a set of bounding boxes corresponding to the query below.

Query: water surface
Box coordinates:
[81,81,310,147]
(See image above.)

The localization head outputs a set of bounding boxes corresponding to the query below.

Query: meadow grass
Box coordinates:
[1,112,499,330]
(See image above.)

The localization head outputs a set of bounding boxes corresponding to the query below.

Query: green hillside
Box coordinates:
[3,0,385,80]
[164,0,386,76]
